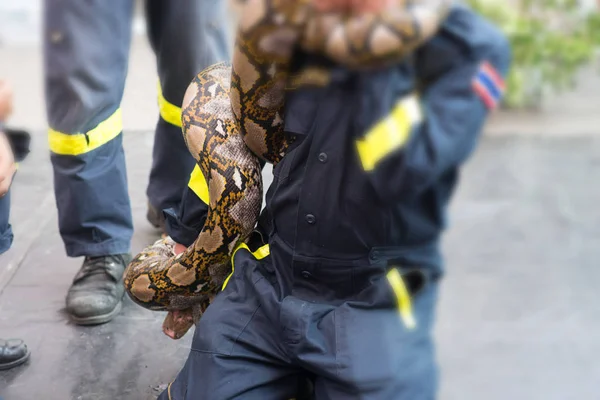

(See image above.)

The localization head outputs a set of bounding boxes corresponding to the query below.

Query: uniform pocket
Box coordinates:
[193,248,266,355]
[385,267,427,330]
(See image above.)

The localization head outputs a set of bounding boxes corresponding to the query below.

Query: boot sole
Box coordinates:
[0,349,30,371]
[69,300,123,326]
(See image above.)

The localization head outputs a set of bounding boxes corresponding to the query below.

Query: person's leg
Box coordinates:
[0,190,29,370]
[44,0,134,325]
[0,191,13,255]
[158,249,300,400]
[144,0,231,232]
[307,269,440,400]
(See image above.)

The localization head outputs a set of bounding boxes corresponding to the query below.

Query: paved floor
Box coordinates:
[0,131,189,400]
[0,131,598,400]
[438,135,600,400]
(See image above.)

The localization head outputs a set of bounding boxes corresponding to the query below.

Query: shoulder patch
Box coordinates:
[472,61,505,110]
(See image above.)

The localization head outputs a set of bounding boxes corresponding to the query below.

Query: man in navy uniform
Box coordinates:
[159,3,511,399]
[43,0,230,325]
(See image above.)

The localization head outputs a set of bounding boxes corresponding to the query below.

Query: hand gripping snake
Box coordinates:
[123,0,452,339]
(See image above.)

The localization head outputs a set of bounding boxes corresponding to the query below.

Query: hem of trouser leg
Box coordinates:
[65,239,130,258]
[0,225,14,255]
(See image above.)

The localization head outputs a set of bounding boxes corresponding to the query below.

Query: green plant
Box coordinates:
[467,0,600,109]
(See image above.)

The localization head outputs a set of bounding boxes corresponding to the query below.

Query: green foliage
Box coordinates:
[467,0,600,108]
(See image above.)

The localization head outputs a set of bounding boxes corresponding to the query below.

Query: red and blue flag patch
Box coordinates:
[472,61,505,110]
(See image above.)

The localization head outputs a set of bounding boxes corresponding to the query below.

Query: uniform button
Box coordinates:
[305,214,316,224]
[301,271,312,279]
[50,31,64,43]
[318,152,328,163]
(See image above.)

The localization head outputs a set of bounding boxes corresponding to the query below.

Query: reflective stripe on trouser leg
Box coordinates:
[44,0,134,257]
[145,0,231,214]
[51,134,133,257]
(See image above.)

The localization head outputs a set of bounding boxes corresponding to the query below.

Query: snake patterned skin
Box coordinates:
[233,0,452,163]
[124,0,452,340]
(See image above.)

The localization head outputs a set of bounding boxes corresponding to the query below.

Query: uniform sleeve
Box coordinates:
[357,7,512,204]
[163,166,210,247]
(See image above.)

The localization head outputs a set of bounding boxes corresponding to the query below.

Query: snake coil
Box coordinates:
[124,0,453,339]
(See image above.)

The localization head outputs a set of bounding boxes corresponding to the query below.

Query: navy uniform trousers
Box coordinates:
[0,128,31,255]
[162,236,438,400]
[0,194,12,255]
[44,0,230,257]
[160,5,511,399]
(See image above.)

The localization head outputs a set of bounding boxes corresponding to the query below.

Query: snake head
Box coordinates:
[162,308,197,340]
[162,297,212,340]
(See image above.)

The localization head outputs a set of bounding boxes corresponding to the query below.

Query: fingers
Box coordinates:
[0,163,16,197]
[174,242,187,255]
[0,80,14,123]
[162,309,195,340]
[0,132,15,197]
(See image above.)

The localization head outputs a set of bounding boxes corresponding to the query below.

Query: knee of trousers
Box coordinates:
[48,107,123,158]
[152,0,232,105]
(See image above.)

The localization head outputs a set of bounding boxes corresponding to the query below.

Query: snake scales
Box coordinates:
[123,0,452,339]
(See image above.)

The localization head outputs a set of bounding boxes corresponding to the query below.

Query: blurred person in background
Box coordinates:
[0,80,31,370]
[43,0,230,326]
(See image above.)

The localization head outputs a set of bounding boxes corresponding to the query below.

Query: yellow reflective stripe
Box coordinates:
[356,94,422,171]
[157,81,182,128]
[386,268,417,330]
[188,164,210,205]
[48,108,123,156]
[222,243,270,291]
[221,243,250,290]
[252,243,271,259]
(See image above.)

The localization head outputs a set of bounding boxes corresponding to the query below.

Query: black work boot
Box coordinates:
[66,254,131,325]
[0,338,30,370]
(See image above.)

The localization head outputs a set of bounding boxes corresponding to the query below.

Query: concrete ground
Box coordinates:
[1,13,600,400]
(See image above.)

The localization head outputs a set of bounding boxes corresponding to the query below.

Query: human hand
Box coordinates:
[0,80,14,123]
[0,132,16,197]
[174,242,187,255]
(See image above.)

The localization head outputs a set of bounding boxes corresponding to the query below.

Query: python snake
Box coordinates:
[124,0,452,339]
